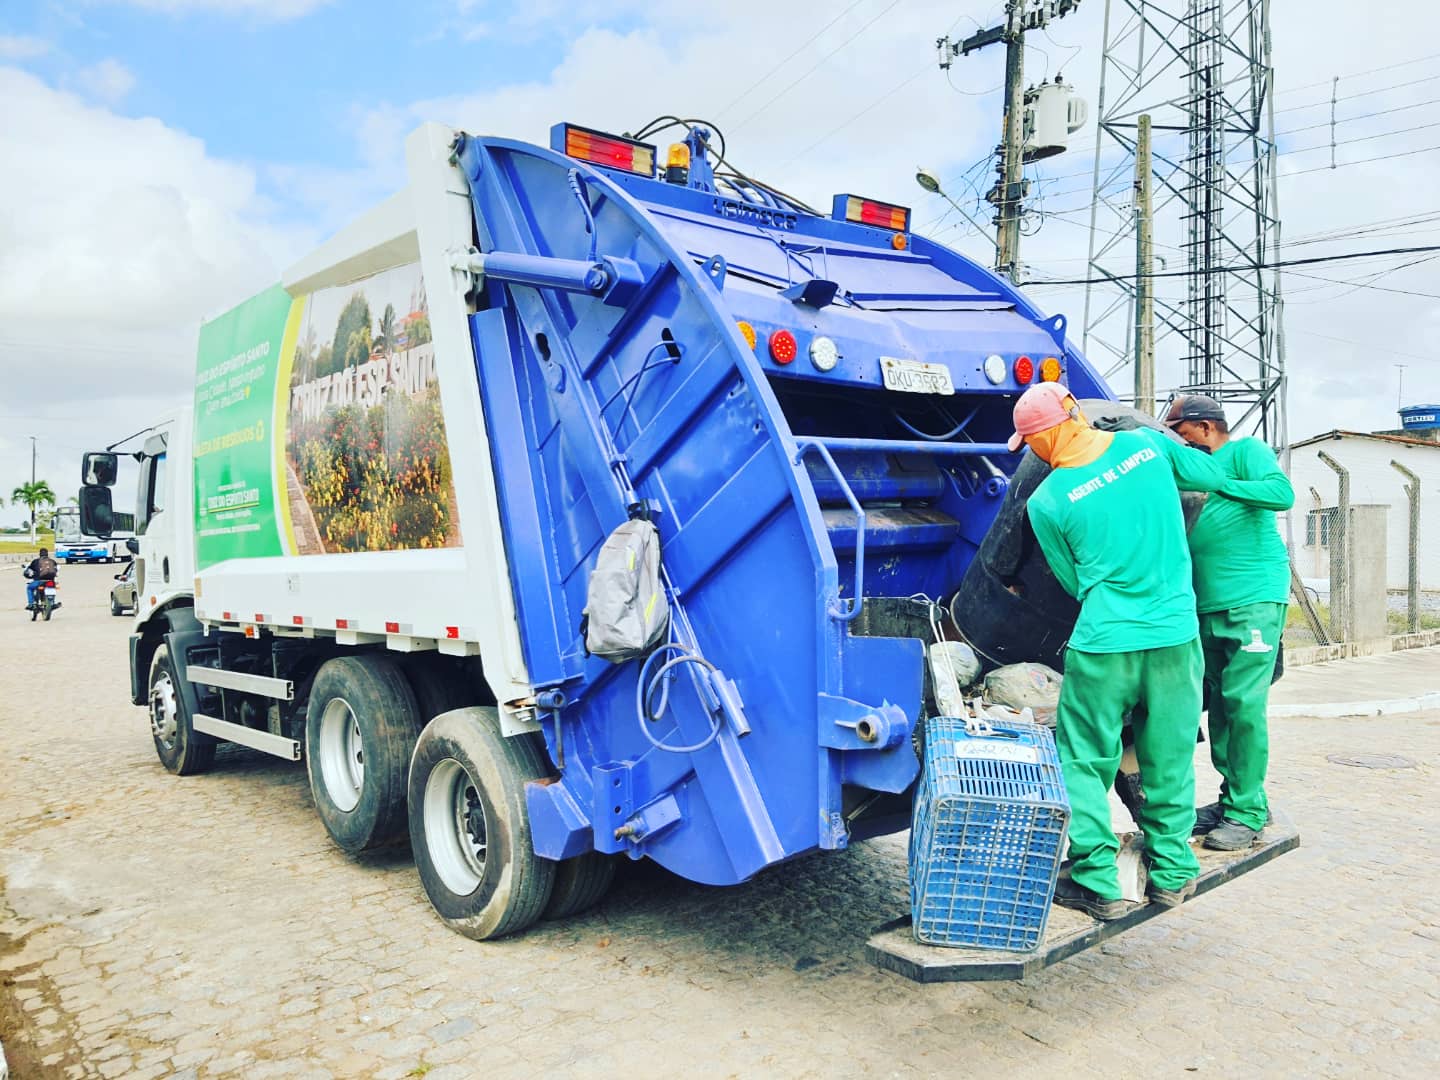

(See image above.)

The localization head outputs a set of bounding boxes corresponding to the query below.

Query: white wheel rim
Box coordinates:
[150,672,179,750]
[318,698,364,813]
[423,758,487,896]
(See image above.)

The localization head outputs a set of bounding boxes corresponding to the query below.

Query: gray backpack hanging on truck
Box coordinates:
[583,517,669,662]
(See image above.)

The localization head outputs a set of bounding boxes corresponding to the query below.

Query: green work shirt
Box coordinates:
[1186,436,1294,613]
[1027,429,1226,654]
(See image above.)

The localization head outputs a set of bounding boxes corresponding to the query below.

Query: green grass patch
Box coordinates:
[0,532,55,554]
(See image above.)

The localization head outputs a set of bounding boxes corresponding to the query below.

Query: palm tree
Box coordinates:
[377,303,398,358]
[11,481,56,544]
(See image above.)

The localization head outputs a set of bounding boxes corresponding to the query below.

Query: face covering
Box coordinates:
[1026,401,1113,468]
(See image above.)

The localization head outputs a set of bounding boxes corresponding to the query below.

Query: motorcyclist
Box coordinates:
[24,547,59,609]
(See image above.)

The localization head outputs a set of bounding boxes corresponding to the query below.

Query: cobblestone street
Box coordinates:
[2,564,1438,1078]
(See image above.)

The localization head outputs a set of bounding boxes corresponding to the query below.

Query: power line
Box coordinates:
[1284,142,1440,177]
[1271,71,1440,118]
[776,63,931,168]
[711,0,873,120]
[727,0,907,132]
[1286,327,1436,362]
[1275,50,1440,99]
[1030,243,1440,286]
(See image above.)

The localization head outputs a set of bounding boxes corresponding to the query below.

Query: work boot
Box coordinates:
[1192,802,1225,835]
[1146,877,1197,909]
[1053,877,1136,922]
[1203,818,1263,851]
[1193,802,1272,836]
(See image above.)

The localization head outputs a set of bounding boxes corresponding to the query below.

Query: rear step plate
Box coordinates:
[867,810,1299,983]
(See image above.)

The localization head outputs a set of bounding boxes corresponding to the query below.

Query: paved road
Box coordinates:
[2,563,1437,1078]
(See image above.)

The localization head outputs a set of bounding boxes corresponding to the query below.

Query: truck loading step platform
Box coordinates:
[867,810,1300,983]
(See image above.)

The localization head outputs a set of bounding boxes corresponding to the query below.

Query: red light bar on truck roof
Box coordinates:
[556,123,656,177]
[832,194,911,233]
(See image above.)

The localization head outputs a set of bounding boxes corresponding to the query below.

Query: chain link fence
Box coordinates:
[1284,490,1438,647]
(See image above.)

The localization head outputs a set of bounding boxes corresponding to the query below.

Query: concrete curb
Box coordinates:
[1286,630,1440,666]
[1270,691,1440,719]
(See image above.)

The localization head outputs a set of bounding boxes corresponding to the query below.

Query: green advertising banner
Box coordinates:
[192,263,461,571]
[193,284,299,570]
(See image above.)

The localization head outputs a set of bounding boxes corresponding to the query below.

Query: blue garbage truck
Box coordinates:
[76,118,1292,969]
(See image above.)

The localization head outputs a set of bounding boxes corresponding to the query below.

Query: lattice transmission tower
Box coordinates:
[1081,0,1286,445]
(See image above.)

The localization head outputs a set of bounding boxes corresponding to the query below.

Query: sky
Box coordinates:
[2,0,1438,526]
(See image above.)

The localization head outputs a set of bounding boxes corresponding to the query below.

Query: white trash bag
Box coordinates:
[982,662,1063,727]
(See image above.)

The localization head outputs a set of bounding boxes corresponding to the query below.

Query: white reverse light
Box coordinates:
[983,353,1006,384]
[809,335,840,372]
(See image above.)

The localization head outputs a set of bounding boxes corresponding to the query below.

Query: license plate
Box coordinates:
[880,356,954,396]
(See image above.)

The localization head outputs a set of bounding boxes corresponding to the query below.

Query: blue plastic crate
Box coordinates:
[909,716,1070,951]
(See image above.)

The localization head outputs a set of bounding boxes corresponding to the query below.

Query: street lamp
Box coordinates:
[914,167,998,253]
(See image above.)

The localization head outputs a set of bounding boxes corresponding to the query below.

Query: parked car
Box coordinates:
[110,562,137,616]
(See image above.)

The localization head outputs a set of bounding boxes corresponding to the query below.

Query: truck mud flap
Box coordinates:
[866,809,1299,983]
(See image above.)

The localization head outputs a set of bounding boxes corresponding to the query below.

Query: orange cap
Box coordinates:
[1007,383,1074,452]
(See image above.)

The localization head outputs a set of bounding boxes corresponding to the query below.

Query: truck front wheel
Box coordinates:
[149,643,216,775]
[408,708,555,940]
[306,656,422,853]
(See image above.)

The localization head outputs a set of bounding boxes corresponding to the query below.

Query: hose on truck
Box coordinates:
[635,642,724,754]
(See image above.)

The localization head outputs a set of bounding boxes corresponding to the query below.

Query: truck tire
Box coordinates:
[408,708,555,940]
[306,656,423,854]
[542,852,617,920]
[149,643,217,775]
[403,653,476,723]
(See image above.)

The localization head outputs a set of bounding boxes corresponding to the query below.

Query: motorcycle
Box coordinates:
[24,572,60,622]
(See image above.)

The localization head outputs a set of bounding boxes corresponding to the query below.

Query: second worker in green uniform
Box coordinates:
[1165,394,1295,851]
[1009,383,1228,920]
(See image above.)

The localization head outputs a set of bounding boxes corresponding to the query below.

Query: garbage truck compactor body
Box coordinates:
[87,121,1113,939]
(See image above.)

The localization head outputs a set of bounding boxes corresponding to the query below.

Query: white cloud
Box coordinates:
[362,4,992,229]
[105,0,332,19]
[0,34,50,59]
[75,59,136,104]
[0,65,310,504]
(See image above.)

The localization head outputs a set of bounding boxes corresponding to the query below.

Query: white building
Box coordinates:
[1285,430,1440,591]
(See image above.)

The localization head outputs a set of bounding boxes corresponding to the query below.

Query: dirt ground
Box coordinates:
[2,562,1438,1078]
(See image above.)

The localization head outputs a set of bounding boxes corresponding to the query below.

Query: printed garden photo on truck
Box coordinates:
[285,263,461,555]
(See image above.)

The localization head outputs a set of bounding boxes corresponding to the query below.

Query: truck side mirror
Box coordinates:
[126,537,140,555]
[79,486,115,538]
[82,452,120,487]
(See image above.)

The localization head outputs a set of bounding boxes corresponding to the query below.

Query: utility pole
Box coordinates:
[29,435,38,544]
[997,3,1027,283]
[1133,113,1154,415]
[936,1,1081,284]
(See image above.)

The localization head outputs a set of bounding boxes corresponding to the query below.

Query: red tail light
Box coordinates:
[558,124,656,177]
[769,329,798,364]
[1014,356,1034,384]
[832,194,911,232]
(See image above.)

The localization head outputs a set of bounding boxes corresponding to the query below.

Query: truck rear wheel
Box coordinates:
[543,852,617,920]
[149,643,216,775]
[306,656,422,854]
[408,708,555,940]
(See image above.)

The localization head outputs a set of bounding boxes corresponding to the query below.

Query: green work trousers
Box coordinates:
[1199,602,1287,831]
[1057,639,1204,898]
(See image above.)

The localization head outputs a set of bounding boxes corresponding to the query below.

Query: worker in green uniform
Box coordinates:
[1010,383,1227,920]
[1165,394,1294,851]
